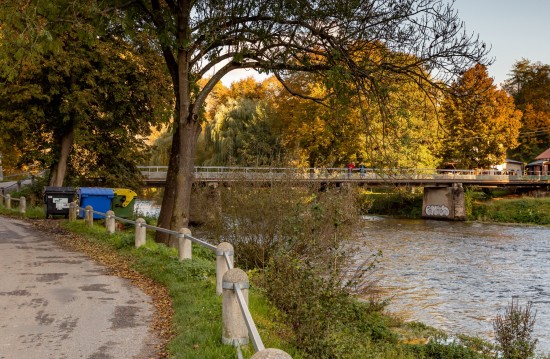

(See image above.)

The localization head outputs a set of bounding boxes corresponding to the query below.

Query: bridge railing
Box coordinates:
[69,203,289,358]
[139,166,550,182]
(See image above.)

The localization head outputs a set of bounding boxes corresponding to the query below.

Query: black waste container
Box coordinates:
[43,186,76,218]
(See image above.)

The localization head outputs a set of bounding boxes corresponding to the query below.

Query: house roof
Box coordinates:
[535,148,550,160]
[526,159,548,167]
[504,158,523,164]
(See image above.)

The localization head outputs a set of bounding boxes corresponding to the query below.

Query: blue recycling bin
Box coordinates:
[78,187,114,219]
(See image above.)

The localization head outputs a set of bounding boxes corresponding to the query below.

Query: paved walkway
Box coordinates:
[0,216,158,358]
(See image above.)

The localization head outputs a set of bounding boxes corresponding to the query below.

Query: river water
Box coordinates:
[354,217,550,354]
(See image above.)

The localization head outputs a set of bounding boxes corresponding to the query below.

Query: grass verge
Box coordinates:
[40,218,299,358]
[471,196,550,225]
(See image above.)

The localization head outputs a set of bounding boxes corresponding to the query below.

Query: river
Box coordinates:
[354,217,550,354]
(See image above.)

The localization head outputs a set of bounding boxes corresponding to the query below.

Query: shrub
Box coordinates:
[493,298,538,359]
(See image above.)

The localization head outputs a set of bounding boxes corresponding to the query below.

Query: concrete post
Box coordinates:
[16,181,21,191]
[19,197,26,214]
[85,205,93,226]
[216,242,234,295]
[69,202,77,221]
[222,268,249,346]
[251,349,293,359]
[6,194,11,209]
[135,218,146,248]
[178,227,192,261]
[105,210,116,234]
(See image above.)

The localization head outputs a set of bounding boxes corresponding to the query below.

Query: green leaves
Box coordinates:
[0,0,172,186]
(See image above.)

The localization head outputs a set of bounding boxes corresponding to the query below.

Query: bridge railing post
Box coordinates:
[6,194,11,209]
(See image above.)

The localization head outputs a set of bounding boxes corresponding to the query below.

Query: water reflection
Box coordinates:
[355,217,550,353]
[134,200,161,218]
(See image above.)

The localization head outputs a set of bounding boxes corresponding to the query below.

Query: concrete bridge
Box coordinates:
[138,166,550,221]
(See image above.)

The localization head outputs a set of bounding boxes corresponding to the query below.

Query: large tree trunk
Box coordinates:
[168,118,200,247]
[155,127,180,245]
[49,126,74,187]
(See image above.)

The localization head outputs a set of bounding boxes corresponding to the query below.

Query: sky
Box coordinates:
[453,0,550,85]
[222,0,550,87]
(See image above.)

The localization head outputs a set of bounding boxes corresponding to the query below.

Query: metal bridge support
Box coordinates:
[422,183,466,221]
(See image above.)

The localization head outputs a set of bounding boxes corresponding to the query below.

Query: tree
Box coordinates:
[0,3,172,187]
[8,0,489,244]
[440,64,522,168]
[273,68,442,169]
[504,60,550,162]
[198,77,286,166]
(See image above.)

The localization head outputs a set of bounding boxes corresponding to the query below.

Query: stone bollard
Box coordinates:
[85,205,93,226]
[251,348,293,359]
[222,268,249,346]
[135,218,146,248]
[178,227,192,261]
[105,210,116,234]
[216,242,234,295]
[69,202,77,221]
[19,197,26,214]
[6,194,11,209]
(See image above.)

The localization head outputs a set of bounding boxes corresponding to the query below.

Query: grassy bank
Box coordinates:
[471,196,550,225]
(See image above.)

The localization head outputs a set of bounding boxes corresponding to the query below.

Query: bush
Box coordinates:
[493,298,538,359]
[259,254,396,358]
[204,180,360,270]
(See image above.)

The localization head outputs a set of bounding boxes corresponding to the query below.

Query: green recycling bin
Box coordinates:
[112,188,137,218]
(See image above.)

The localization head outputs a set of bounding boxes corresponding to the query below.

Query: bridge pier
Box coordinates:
[422,183,466,221]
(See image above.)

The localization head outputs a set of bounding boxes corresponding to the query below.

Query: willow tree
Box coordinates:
[9,0,490,244]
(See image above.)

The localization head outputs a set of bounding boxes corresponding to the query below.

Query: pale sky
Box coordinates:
[453,0,550,85]
[222,0,550,87]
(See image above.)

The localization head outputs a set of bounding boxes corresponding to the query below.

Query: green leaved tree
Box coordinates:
[0,2,172,187]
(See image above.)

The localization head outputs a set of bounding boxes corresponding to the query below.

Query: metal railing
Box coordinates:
[138,165,550,184]
[70,203,282,357]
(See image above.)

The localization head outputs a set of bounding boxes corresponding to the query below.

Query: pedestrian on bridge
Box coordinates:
[346,161,355,178]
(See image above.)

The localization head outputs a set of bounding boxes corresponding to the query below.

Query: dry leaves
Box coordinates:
[31,219,173,359]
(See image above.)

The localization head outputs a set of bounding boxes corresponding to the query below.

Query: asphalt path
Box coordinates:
[0,216,159,358]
